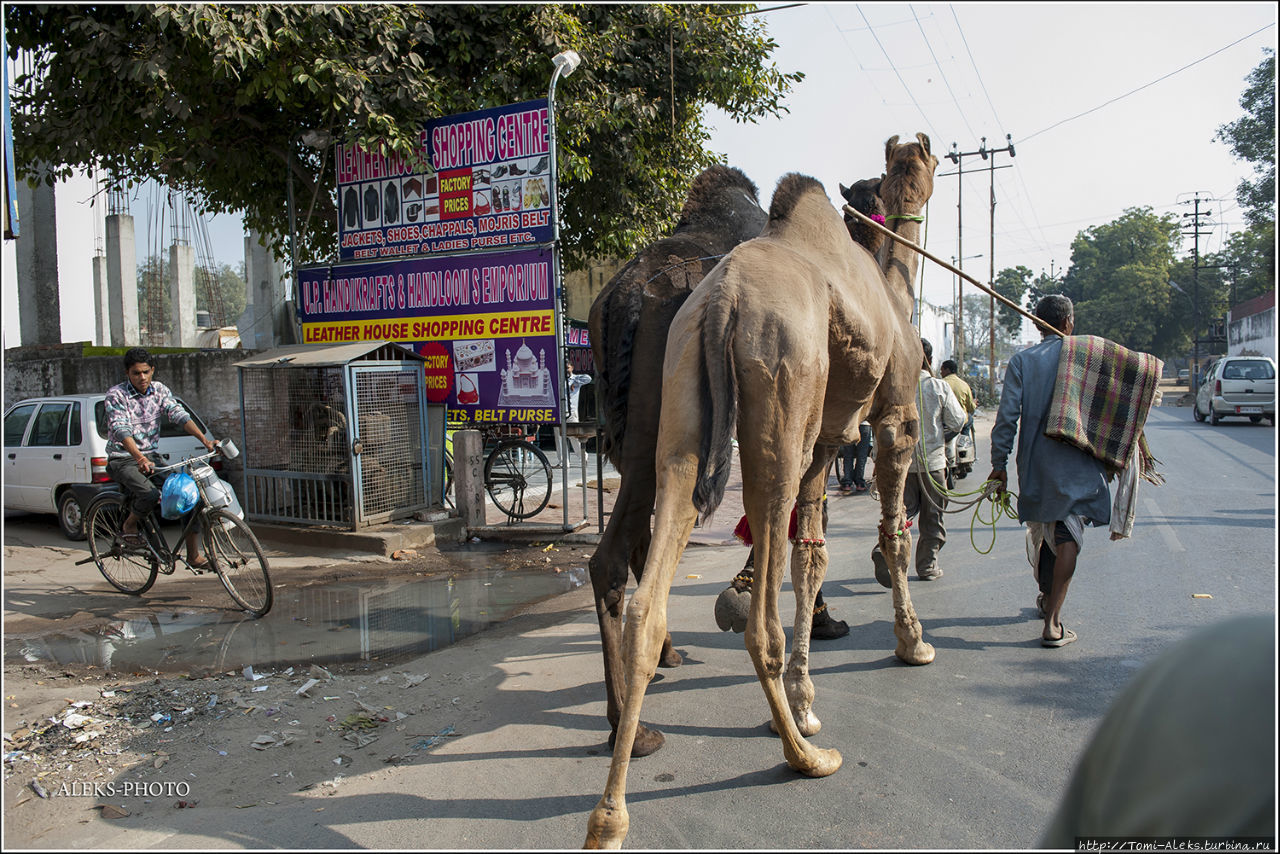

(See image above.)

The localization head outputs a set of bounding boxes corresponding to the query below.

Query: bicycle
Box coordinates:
[443,423,553,521]
[75,443,273,617]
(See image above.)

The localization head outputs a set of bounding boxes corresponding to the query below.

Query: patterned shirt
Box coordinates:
[104,379,191,458]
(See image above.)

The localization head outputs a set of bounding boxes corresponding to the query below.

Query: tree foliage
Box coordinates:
[1212,47,1275,302]
[991,265,1032,340]
[1040,207,1189,356]
[1216,48,1275,230]
[6,4,800,270]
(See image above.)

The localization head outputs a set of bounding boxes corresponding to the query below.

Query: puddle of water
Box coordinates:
[5,565,587,674]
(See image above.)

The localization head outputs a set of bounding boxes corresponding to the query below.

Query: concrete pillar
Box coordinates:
[247,231,280,350]
[92,255,110,346]
[105,213,139,346]
[14,179,61,345]
[453,429,486,530]
[169,242,196,346]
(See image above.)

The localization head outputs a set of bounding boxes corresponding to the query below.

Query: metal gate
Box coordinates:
[235,342,436,530]
[350,364,429,527]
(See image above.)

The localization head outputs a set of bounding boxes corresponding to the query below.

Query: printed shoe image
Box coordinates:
[494,165,509,179]
[530,155,549,175]
[507,161,527,176]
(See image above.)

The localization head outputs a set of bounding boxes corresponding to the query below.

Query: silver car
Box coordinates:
[1193,356,1276,426]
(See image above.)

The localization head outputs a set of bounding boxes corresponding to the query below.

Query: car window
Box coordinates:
[4,404,37,447]
[29,403,73,447]
[1230,361,1274,381]
[1222,364,1244,380]
[70,402,83,445]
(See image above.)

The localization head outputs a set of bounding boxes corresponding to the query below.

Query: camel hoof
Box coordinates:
[584,800,628,849]
[609,723,666,757]
[895,640,936,666]
[714,585,750,633]
[767,710,822,737]
[797,746,843,778]
[658,645,684,668]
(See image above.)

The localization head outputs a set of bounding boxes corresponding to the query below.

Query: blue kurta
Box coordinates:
[990,336,1111,525]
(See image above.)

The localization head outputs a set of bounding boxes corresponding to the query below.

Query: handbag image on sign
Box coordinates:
[456,373,479,405]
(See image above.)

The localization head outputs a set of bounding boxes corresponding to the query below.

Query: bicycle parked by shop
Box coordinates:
[74,441,273,617]
[443,423,553,521]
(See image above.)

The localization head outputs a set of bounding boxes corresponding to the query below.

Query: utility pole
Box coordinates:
[981,134,1015,398]
[944,135,1013,388]
[1180,193,1215,387]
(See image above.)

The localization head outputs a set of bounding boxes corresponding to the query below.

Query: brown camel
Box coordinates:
[587,165,768,757]
[584,134,940,849]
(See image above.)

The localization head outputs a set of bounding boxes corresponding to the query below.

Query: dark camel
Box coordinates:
[586,165,768,757]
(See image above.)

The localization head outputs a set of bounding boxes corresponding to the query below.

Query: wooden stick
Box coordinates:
[843,204,1066,338]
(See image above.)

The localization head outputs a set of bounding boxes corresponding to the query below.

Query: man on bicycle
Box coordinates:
[105,348,217,567]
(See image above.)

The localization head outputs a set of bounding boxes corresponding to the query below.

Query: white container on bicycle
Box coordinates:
[191,462,245,520]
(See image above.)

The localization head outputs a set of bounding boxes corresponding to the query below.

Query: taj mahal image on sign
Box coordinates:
[496,341,556,408]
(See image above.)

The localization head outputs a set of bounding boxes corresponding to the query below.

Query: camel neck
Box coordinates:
[883,216,924,309]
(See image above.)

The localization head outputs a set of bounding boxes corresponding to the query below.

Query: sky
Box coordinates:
[3,2,1275,348]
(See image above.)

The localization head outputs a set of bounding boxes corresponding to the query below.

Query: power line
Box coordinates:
[1019,22,1276,145]
[856,4,938,139]
[910,4,979,142]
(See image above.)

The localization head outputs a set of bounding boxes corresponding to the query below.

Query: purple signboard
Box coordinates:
[298,248,562,425]
[336,99,553,261]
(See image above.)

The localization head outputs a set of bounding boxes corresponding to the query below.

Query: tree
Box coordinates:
[1216,48,1275,229]
[1214,48,1276,301]
[6,4,801,270]
[1057,207,1185,356]
[992,265,1032,340]
[137,255,247,340]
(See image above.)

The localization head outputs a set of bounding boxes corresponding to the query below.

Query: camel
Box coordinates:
[587,165,768,757]
[584,134,940,849]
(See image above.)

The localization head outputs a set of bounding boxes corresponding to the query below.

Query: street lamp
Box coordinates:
[547,49,581,531]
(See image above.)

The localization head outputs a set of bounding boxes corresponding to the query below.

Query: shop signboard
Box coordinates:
[297,247,562,425]
[336,99,553,261]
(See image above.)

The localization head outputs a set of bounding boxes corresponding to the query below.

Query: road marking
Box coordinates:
[1144,496,1185,552]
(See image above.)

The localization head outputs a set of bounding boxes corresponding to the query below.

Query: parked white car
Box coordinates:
[3,393,223,539]
[1193,356,1276,426]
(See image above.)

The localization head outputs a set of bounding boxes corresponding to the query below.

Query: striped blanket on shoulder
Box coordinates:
[1046,335,1164,485]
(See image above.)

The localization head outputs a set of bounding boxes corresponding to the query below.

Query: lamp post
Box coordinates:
[547,49,581,531]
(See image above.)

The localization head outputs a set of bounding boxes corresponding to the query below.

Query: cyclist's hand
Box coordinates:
[136,455,155,475]
[204,437,217,453]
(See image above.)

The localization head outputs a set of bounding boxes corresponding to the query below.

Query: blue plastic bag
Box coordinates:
[160,472,199,519]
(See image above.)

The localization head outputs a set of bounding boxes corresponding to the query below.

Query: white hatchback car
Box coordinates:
[1193,356,1276,426]
[3,393,220,539]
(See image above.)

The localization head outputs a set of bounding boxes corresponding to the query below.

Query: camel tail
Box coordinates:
[692,291,738,521]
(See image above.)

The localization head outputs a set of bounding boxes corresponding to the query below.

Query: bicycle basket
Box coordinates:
[160,472,199,519]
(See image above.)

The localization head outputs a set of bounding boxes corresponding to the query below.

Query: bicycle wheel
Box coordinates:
[86,495,158,595]
[484,439,552,520]
[443,449,455,509]
[203,509,273,617]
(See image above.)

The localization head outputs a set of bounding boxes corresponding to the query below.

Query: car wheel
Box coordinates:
[57,490,87,540]
[1209,407,1221,425]
[1193,403,1204,422]
[1250,415,1262,424]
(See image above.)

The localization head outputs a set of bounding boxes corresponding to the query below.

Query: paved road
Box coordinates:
[3,403,1274,848]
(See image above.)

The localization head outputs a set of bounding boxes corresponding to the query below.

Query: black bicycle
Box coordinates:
[76,444,273,617]
[443,423,553,521]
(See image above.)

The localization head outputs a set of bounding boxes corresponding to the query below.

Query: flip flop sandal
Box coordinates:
[1041,627,1077,648]
[187,557,211,570]
[1036,593,1047,618]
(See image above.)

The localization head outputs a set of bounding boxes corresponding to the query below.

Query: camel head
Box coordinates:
[839,177,886,255]
[881,132,939,215]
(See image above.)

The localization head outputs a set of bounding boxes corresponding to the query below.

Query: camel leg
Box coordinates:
[584,460,700,849]
[871,407,935,665]
[781,445,837,736]
[740,489,843,779]
[588,471,667,758]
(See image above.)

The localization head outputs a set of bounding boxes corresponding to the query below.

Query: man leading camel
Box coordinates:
[987,295,1110,648]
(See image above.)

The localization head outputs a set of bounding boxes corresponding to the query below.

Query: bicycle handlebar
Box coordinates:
[152,440,229,475]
